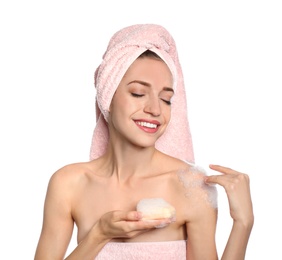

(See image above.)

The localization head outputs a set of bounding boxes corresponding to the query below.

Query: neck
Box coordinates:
[102,140,159,181]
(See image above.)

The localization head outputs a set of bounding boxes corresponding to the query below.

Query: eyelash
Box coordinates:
[162,99,171,105]
[131,93,171,105]
[131,93,144,98]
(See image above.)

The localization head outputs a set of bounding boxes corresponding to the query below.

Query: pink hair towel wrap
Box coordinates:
[90,24,195,163]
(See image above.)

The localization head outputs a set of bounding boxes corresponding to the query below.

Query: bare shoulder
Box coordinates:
[161,156,218,212]
[50,161,87,180]
[47,161,95,194]
[176,163,218,208]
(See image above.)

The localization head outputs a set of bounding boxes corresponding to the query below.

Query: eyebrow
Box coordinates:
[128,80,174,93]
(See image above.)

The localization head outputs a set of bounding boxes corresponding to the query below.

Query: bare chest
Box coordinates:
[72,175,186,242]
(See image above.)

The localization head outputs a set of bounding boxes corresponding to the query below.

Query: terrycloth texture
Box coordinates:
[95,240,186,260]
[90,24,194,163]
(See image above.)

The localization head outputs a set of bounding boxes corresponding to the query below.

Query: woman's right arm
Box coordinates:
[34,168,78,260]
[34,168,116,260]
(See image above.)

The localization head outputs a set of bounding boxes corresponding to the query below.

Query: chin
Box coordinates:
[130,138,159,149]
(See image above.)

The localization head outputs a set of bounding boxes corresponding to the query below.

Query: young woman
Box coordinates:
[34,24,254,260]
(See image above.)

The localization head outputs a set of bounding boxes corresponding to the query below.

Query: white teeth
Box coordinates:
[136,121,158,129]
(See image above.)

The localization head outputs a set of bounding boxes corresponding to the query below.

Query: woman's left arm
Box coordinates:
[205,164,254,260]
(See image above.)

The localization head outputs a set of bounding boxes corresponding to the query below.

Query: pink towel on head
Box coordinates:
[90,24,195,163]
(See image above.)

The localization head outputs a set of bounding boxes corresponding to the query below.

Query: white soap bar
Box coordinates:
[137,198,176,220]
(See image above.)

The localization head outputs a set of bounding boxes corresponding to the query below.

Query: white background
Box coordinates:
[0,0,281,259]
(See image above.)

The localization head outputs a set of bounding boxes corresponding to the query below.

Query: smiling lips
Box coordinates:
[134,120,160,133]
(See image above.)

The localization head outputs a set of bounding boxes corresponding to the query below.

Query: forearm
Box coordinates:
[65,224,111,260]
[221,220,254,260]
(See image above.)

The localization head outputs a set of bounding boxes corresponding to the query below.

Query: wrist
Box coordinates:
[89,221,112,244]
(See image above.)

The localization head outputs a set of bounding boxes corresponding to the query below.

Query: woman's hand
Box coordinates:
[205,164,254,227]
[95,210,173,240]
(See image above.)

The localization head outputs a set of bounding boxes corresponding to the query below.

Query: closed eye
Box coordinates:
[131,93,144,98]
[161,99,171,105]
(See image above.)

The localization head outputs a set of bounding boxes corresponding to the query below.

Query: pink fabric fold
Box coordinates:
[95,240,186,260]
[90,24,194,163]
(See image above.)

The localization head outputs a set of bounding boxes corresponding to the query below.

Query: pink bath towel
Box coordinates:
[95,240,186,259]
[90,24,194,163]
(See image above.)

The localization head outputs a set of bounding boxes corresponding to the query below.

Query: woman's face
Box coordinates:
[108,56,174,148]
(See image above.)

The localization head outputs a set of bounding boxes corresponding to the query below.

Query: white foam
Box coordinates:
[177,164,218,208]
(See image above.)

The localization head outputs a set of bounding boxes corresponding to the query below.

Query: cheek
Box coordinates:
[109,97,132,123]
[116,96,141,114]
[162,105,172,121]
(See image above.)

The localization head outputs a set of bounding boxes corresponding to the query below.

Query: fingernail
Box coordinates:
[136,212,143,219]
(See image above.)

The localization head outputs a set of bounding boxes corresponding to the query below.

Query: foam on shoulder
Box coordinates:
[177,164,218,208]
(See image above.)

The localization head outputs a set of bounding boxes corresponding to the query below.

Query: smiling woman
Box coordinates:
[108,51,173,144]
[34,24,253,260]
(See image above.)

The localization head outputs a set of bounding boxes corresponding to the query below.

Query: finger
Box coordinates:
[127,211,143,221]
[205,174,230,187]
[112,210,142,222]
[209,164,240,175]
[138,219,173,229]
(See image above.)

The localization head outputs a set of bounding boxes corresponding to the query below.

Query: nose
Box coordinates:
[144,97,161,117]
